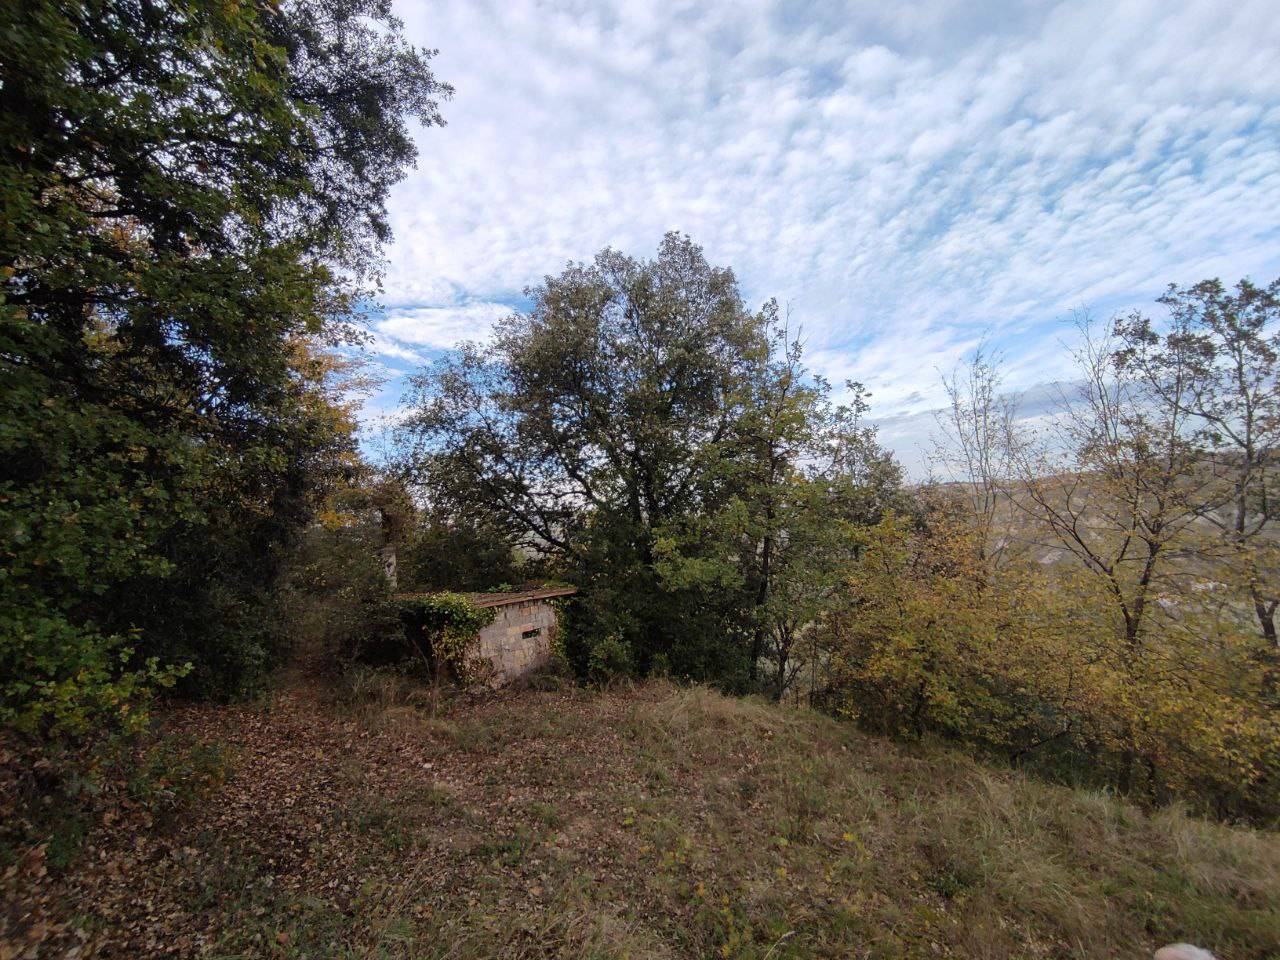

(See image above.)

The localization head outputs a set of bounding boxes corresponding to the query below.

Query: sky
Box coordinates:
[363,0,1280,476]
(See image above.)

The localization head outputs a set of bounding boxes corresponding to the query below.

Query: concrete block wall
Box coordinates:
[474,599,558,682]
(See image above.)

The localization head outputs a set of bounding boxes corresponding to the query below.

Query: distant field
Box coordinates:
[12,676,1279,959]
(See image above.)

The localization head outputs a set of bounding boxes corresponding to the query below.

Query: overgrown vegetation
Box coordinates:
[0,0,455,885]
[399,237,1280,822]
[0,0,447,736]
[6,678,1278,958]
[394,593,498,683]
[3,0,1279,951]
[837,284,1280,821]
[400,235,904,690]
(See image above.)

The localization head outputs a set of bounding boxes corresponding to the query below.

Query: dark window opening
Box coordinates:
[522,628,541,639]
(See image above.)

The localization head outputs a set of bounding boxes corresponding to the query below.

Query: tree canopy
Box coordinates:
[0,0,449,732]
[401,233,902,685]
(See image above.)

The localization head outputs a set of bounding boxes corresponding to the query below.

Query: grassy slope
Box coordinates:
[14,678,1280,959]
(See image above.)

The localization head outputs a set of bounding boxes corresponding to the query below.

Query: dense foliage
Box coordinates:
[3,0,1274,829]
[395,593,497,683]
[0,0,448,735]
[401,234,902,689]
[403,251,1279,820]
[808,285,1280,821]
[400,511,530,593]
[817,504,1279,820]
[274,506,398,666]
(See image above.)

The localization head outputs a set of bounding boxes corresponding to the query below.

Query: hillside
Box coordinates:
[7,675,1279,960]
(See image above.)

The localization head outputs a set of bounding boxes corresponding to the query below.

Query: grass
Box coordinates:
[14,677,1280,958]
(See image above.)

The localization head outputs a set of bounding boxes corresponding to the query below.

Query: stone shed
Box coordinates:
[466,586,576,683]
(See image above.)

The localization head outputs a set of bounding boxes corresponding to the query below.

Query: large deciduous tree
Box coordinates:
[895,298,1280,814]
[0,0,448,733]
[1113,278,1280,647]
[658,323,904,698]
[402,234,766,679]
[402,235,904,687]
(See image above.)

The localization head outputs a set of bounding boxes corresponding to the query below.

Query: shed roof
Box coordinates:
[463,586,578,608]
[393,585,577,608]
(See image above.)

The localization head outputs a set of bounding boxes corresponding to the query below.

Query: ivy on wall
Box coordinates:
[546,595,572,665]
[396,593,496,683]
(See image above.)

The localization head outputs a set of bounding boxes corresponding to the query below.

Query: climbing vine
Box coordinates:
[396,593,496,683]
[546,594,572,664]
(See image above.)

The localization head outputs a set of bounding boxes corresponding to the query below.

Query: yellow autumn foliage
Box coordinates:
[817,508,1280,821]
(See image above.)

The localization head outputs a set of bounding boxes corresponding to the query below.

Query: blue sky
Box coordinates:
[362,0,1280,475]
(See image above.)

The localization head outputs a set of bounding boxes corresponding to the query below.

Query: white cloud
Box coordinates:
[375,302,512,351]
[373,0,1280,471]
[365,334,427,366]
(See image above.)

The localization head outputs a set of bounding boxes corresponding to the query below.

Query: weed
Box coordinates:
[20,681,1280,960]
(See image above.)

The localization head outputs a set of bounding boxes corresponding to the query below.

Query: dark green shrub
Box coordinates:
[276,523,400,667]
[1,0,447,736]
[587,634,635,687]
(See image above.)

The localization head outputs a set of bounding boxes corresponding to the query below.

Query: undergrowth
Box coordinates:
[8,679,1279,959]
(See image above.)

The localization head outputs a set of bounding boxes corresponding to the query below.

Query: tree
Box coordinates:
[1001,313,1278,803]
[659,319,903,699]
[1008,317,1208,649]
[1113,278,1280,646]
[1,0,449,733]
[1004,319,1202,791]
[809,293,1279,817]
[403,257,906,690]
[817,507,1073,745]
[401,234,768,679]
[401,510,528,593]
[932,346,1019,569]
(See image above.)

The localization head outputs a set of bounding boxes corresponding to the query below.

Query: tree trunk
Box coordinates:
[749,526,774,688]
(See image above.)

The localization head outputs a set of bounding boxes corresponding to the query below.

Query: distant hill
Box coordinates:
[929,473,1279,573]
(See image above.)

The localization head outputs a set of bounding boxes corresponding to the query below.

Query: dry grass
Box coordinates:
[600,685,1280,959]
[12,678,1280,959]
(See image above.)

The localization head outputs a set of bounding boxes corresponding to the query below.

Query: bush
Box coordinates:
[395,593,496,684]
[587,634,634,687]
[399,516,527,592]
[276,523,400,667]
[817,512,1280,823]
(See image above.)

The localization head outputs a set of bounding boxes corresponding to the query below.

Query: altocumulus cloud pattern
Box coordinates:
[365,0,1280,473]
